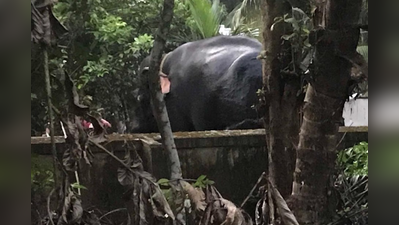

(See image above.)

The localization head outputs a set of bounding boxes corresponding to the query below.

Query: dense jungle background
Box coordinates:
[31,0,267,136]
[31,0,369,224]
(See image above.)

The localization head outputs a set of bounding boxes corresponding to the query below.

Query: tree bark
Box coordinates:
[261,0,301,199]
[147,0,182,180]
[290,0,362,224]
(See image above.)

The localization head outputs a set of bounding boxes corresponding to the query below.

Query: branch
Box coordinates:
[89,140,159,185]
[47,188,56,225]
[147,0,182,180]
[240,172,266,208]
[43,45,59,189]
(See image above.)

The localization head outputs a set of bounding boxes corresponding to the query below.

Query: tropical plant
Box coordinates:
[172,0,260,43]
[334,142,369,225]
[186,0,226,39]
[31,154,55,194]
[31,0,194,135]
[338,142,368,176]
[357,45,368,62]
[229,0,263,39]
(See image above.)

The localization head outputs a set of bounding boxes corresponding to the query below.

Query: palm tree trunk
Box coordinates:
[290,0,362,223]
[147,0,182,181]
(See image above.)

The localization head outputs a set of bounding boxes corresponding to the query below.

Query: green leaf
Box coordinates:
[302,27,310,35]
[31,93,38,100]
[157,178,170,186]
[282,33,297,41]
[187,0,225,38]
[71,183,88,190]
[271,17,283,31]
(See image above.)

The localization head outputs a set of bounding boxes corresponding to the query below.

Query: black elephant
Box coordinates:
[131,35,264,133]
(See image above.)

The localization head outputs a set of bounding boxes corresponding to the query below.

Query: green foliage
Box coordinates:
[184,0,260,40]
[71,183,88,190]
[273,7,313,51]
[192,175,215,188]
[31,155,54,193]
[335,141,369,224]
[31,0,195,135]
[157,178,171,187]
[228,0,262,40]
[31,0,260,135]
[338,142,368,176]
[357,45,368,62]
[186,0,226,39]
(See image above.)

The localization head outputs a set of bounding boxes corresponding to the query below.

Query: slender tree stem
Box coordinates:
[43,45,58,188]
[240,172,266,208]
[148,0,182,180]
[47,188,56,225]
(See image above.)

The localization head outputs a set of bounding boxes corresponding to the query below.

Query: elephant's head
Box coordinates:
[130,56,158,133]
[130,54,172,133]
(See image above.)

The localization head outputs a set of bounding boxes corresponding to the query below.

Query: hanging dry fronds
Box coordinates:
[31,0,67,45]
[58,187,84,224]
[267,180,299,225]
[117,148,175,224]
[181,180,207,213]
[333,175,368,225]
[251,173,299,225]
[199,185,253,225]
[338,52,368,82]
[64,71,90,117]
[254,185,269,225]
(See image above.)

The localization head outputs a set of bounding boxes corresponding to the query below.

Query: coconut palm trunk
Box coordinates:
[290,0,363,223]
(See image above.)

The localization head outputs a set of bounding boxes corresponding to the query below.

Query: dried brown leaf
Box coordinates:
[60,189,83,224]
[268,181,299,225]
[181,181,206,212]
[339,52,368,81]
[65,72,89,116]
[31,0,67,45]
[199,202,214,225]
[199,186,253,225]
[139,184,150,225]
[88,115,107,144]
[150,182,176,220]
[62,148,80,171]
[118,152,152,186]
[118,149,175,222]
[261,199,268,224]
[31,2,44,43]
[255,188,269,225]
[255,199,263,225]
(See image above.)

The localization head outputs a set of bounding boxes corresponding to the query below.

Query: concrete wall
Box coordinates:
[31,128,368,218]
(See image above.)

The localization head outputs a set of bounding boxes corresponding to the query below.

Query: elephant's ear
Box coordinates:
[160,75,170,94]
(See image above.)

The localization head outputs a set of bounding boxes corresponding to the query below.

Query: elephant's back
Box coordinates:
[165,36,262,85]
[163,36,263,130]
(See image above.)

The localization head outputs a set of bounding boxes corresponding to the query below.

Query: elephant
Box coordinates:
[131,35,264,133]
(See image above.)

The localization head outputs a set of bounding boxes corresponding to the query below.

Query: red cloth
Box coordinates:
[81,120,92,129]
[81,119,111,129]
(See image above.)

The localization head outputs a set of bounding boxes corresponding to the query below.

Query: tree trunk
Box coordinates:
[290,0,362,223]
[261,0,302,199]
[147,0,182,181]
